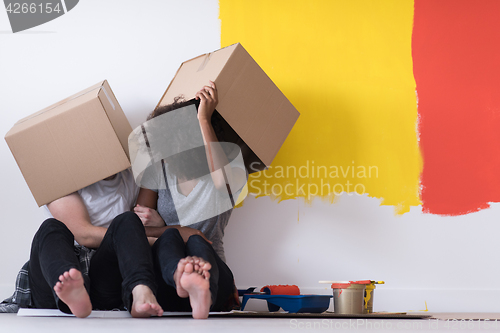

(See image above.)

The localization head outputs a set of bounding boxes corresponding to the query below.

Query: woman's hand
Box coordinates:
[175,226,213,245]
[195,80,218,121]
[134,204,165,227]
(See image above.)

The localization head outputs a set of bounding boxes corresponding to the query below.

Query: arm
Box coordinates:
[196,81,233,191]
[47,192,106,248]
[134,188,165,227]
[134,187,212,244]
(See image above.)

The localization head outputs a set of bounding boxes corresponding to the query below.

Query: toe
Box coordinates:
[68,268,81,280]
[184,262,194,274]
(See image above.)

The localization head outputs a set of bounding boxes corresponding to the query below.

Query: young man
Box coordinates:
[28,169,163,318]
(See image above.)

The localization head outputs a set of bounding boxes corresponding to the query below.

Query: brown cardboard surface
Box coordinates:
[5,80,132,207]
[428,313,500,320]
[157,43,300,172]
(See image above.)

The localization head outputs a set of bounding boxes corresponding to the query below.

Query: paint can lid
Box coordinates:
[351,280,372,284]
[330,282,352,289]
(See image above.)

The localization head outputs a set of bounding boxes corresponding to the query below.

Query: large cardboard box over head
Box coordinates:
[157,43,300,173]
[5,80,132,207]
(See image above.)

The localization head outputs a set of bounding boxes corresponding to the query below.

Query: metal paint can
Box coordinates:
[331,281,369,314]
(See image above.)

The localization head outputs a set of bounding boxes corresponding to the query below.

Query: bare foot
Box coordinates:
[173,257,211,298]
[53,268,92,318]
[180,261,212,319]
[130,284,163,318]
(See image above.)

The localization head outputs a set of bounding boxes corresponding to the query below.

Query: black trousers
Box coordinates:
[152,228,235,312]
[28,212,157,313]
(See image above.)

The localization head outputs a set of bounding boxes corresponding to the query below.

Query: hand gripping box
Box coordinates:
[5,80,132,207]
[156,43,300,173]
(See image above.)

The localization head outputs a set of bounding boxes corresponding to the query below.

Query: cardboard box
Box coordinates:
[157,43,300,173]
[5,80,132,207]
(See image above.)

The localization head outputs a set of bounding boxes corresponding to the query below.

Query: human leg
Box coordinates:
[28,218,91,317]
[88,211,161,316]
[152,228,187,288]
[151,228,191,311]
[153,229,234,317]
[185,235,235,311]
[152,228,213,318]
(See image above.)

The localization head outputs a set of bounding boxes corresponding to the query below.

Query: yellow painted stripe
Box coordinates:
[220,0,421,214]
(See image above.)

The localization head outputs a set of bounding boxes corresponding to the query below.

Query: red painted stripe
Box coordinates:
[413,0,500,215]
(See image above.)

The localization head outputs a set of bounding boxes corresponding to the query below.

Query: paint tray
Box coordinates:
[240,294,331,313]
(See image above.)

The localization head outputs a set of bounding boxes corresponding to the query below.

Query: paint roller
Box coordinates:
[260,284,300,295]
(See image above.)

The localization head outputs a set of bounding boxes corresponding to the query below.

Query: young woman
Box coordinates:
[133,81,245,319]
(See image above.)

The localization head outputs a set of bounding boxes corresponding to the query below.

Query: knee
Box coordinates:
[155,228,182,248]
[186,234,209,247]
[38,218,69,234]
[163,227,181,237]
[34,218,72,242]
[157,227,181,242]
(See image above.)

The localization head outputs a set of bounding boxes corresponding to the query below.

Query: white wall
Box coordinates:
[1,0,499,313]
[0,0,220,297]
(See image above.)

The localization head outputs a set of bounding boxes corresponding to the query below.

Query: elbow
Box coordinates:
[75,235,99,249]
[211,169,230,192]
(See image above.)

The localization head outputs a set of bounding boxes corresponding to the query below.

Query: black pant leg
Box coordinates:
[152,228,186,286]
[185,235,235,311]
[28,218,83,313]
[89,211,157,311]
[152,228,191,311]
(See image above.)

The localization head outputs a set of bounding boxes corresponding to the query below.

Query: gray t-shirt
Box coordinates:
[142,161,235,262]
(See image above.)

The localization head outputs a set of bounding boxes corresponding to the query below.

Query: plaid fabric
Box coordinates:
[0,245,95,313]
[0,261,30,313]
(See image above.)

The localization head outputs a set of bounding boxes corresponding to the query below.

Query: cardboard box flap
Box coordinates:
[157,44,238,106]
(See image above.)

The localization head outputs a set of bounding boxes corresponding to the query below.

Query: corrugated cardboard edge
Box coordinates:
[11,80,105,127]
[3,135,36,204]
[97,80,133,161]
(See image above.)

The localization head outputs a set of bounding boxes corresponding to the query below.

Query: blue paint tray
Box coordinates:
[240,294,331,313]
